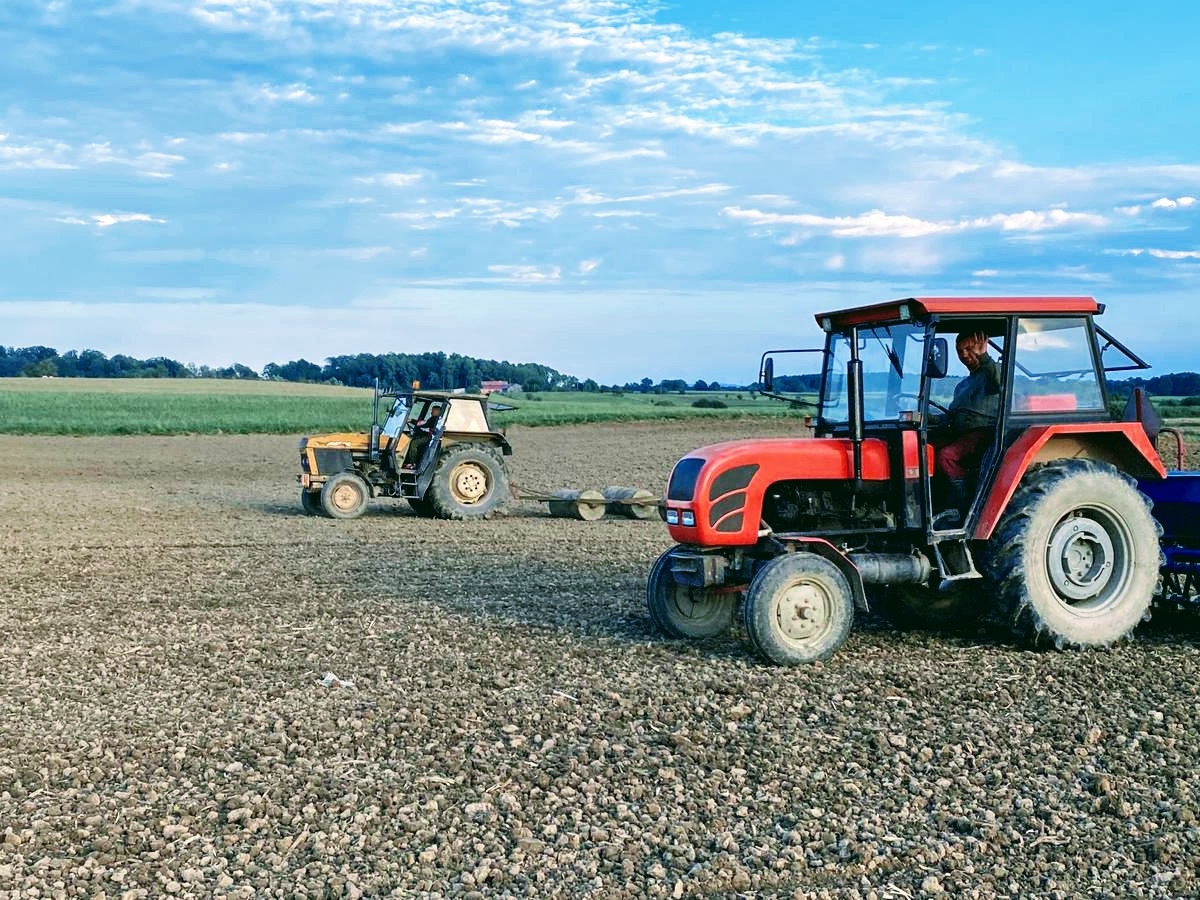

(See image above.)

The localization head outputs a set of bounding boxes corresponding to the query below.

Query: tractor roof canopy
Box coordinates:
[816,297,1103,331]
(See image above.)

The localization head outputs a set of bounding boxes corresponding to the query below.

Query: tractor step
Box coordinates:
[932,536,982,582]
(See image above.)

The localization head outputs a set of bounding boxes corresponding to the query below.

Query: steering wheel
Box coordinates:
[897,392,950,415]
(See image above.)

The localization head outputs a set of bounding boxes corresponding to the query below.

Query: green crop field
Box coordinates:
[0,378,809,435]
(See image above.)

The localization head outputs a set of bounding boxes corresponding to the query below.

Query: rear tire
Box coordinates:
[985,460,1160,648]
[744,553,854,665]
[320,472,370,519]
[427,445,509,519]
[646,547,735,639]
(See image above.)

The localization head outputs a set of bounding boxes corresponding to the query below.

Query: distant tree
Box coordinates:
[581,378,599,393]
[639,377,653,394]
[268,359,323,382]
[231,364,259,379]
[22,358,57,377]
[78,349,113,377]
[692,379,709,391]
[144,357,189,378]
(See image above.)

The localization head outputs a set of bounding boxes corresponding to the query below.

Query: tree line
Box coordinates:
[0,345,735,393]
[6,343,1199,397]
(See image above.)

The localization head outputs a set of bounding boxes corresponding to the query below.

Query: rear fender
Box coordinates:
[975,423,1166,539]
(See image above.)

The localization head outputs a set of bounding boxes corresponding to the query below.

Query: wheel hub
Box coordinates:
[1047,514,1115,601]
[776,582,830,641]
[451,463,489,503]
[331,483,361,512]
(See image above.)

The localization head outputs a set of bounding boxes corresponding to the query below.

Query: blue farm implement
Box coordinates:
[1140,471,1200,609]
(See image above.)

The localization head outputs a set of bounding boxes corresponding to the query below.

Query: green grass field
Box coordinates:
[0,378,806,435]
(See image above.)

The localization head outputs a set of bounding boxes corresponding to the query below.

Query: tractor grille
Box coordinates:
[314,448,354,476]
[708,464,757,533]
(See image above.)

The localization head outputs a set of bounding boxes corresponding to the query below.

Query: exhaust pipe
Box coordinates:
[848,552,933,585]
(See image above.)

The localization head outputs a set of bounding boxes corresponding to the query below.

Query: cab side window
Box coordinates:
[1011,317,1104,413]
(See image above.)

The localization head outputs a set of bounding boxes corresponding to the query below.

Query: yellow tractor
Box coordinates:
[298,387,512,519]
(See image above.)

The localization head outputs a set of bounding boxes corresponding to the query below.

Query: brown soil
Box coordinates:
[1,421,1197,898]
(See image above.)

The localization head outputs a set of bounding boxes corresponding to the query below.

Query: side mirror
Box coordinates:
[761,357,774,392]
[928,338,949,379]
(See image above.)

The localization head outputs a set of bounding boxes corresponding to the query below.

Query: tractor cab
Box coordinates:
[759,297,1154,543]
[652,296,1170,667]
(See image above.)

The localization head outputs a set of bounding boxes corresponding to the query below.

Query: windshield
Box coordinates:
[381,396,412,438]
[823,324,930,424]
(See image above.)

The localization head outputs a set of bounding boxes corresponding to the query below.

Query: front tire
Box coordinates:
[320,471,370,519]
[646,547,735,639]
[300,488,322,516]
[744,553,854,665]
[986,460,1160,648]
[407,496,436,517]
[427,445,509,519]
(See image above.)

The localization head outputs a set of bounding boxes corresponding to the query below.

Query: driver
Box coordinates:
[417,403,444,431]
[932,331,1001,516]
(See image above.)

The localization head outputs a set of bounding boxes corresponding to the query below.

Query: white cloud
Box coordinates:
[1148,248,1200,259]
[1108,248,1200,259]
[80,143,185,178]
[0,134,76,170]
[724,205,1106,238]
[253,83,317,104]
[56,213,166,228]
[366,173,422,187]
[487,264,562,282]
[1152,196,1198,210]
[972,209,1108,231]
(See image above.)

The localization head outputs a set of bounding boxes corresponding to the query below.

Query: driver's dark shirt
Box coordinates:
[949,355,1000,431]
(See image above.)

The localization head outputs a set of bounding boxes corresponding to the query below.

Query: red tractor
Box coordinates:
[651,297,1187,665]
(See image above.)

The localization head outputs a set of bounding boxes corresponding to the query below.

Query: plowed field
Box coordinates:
[1,421,1198,898]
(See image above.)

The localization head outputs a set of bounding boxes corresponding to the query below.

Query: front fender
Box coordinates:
[663,437,892,546]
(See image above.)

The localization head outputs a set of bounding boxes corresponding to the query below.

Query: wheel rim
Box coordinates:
[1045,508,1130,610]
[774,578,834,646]
[668,584,724,624]
[330,480,363,513]
[450,462,490,504]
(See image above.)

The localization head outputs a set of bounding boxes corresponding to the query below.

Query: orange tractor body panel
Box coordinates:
[664,434,934,546]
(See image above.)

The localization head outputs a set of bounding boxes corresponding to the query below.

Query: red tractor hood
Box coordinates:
[664,436,893,546]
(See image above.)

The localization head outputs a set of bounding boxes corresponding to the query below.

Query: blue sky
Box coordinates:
[2,0,1198,384]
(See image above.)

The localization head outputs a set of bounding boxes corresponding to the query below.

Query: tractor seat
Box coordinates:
[1123,387,1185,469]
[1123,387,1162,442]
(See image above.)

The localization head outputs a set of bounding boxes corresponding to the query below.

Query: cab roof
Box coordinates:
[816,296,1103,331]
[382,389,493,403]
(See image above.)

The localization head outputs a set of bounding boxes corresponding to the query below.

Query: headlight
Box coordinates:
[681,510,696,527]
[666,509,679,525]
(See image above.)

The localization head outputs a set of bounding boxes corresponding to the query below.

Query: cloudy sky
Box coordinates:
[2,0,1198,384]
